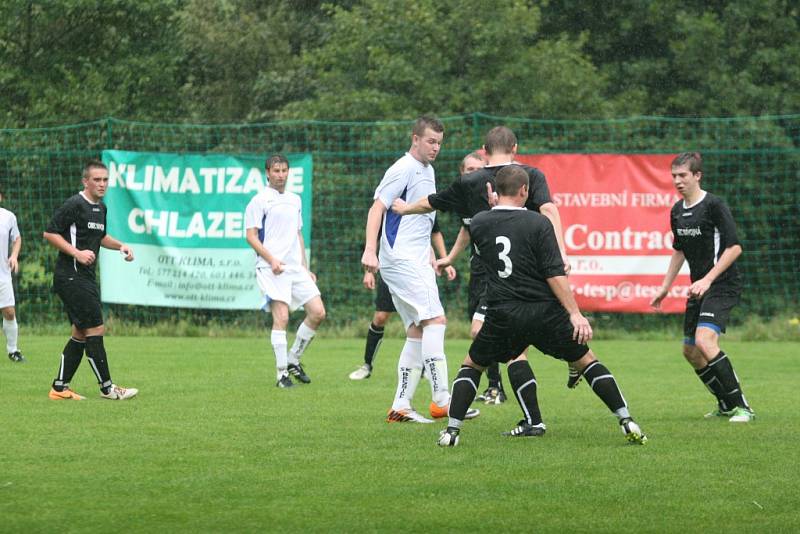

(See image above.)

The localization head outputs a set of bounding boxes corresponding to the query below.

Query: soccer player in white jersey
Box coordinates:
[362,116,478,423]
[0,190,24,363]
[245,154,326,388]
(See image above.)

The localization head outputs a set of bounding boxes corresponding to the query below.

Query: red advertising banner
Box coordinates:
[515,154,690,313]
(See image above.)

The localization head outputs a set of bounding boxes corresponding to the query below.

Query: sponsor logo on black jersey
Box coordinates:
[87,222,105,230]
[677,227,702,237]
[700,312,715,317]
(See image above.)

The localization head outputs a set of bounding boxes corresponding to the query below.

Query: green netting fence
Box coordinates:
[0,113,798,330]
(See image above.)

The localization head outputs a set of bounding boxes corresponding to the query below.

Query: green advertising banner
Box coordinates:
[99,150,313,309]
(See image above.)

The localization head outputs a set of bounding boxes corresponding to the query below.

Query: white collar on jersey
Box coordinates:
[79,191,100,205]
[484,161,516,168]
[491,205,527,211]
[682,190,707,209]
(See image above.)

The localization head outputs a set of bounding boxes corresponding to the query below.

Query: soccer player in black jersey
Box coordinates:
[348,219,456,380]
[651,152,754,423]
[43,160,138,401]
[436,165,647,447]
[392,126,581,399]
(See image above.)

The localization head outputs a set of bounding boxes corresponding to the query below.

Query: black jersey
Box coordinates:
[46,193,107,279]
[470,207,565,305]
[670,191,740,285]
[428,163,552,277]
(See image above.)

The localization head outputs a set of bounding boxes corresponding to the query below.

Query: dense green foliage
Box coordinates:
[1,0,798,127]
[1,337,798,531]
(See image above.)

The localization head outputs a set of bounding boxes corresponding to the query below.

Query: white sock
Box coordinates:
[391,338,423,411]
[289,322,316,365]
[3,318,18,353]
[422,324,450,407]
[271,330,288,380]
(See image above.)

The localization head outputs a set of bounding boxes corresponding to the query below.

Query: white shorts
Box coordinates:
[256,266,320,312]
[380,259,444,329]
[0,277,14,308]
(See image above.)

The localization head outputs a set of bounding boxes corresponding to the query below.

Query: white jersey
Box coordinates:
[244,187,304,268]
[0,208,20,280]
[375,153,437,265]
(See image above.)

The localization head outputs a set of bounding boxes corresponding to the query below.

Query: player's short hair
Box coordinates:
[265,154,289,171]
[495,165,529,196]
[82,160,107,179]
[459,151,486,174]
[672,152,703,173]
[412,115,444,137]
[484,126,517,155]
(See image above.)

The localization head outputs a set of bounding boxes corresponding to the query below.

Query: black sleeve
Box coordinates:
[431,216,441,234]
[525,168,553,212]
[428,177,464,213]
[46,199,75,235]
[534,216,566,278]
[709,197,740,249]
[670,207,683,251]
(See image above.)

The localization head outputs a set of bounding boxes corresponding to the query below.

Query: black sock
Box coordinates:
[695,365,729,411]
[582,360,629,418]
[448,366,482,426]
[486,362,503,390]
[52,337,85,391]
[708,351,748,409]
[363,323,385,367]
[507,360,542,426]
[85,336,113,392]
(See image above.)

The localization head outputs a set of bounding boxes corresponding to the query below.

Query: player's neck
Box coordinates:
[682,187,705,206]
[485,153,514,166]
[80,190,101,204]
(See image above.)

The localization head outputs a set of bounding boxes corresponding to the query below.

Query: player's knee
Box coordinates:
[373,311,391,327]
[573,350,596,372]
[694,333,719,358]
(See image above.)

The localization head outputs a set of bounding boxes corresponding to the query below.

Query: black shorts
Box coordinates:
[374,275,396,313]
[469,300,589,367]
[683,281,741,342]
[467,273,488,321]
[53,274,104,329]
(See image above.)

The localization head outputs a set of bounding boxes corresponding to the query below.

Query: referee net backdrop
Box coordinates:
[0,113,797,330]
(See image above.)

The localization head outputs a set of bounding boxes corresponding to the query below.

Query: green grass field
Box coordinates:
[1,336,798,532]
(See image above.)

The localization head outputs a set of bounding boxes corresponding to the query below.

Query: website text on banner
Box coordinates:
[99,151,313,310]
[516,154,689,313]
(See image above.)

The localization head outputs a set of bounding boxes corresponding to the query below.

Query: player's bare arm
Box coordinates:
[539,202,571,275]
[547,275,593,344]
[688,244,742,298]
[651,250,686,309]
[8,235,20,273]
[297,230,316,282]
[391,196,433,215]
[435,225,470,270]
[43,231,96,266]
[431,230,456,281]
[246,227,283,274]
[361,199,386,273]
[100,235,134,262]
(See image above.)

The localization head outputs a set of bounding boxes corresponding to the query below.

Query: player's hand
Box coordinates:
[270,258,285,275]
[7,256,18,274]
[391,198,408,215]
[689,278,711,298]
[444,265,456,281]
[307,270,317,283]
[435,256,453,269]
[362,270,375,290]
[486,182,498,207]
[74,249,96,266]
[361,249,379,274]
[650,287,668,310]
[120,245,134,262]
[569,312,593,344]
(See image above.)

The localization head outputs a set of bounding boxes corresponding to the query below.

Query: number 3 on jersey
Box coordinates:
[496,236,512,278]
